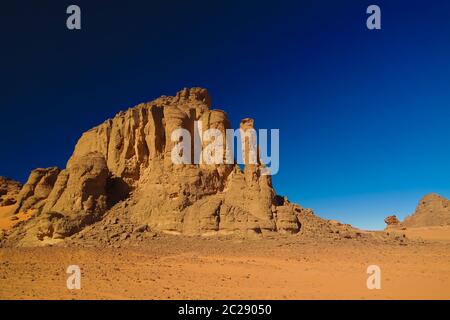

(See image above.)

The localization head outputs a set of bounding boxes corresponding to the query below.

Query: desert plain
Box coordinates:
[1,227,450,300]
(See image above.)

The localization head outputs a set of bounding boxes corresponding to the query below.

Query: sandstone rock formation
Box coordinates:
[13,167,60,213]
[1,88,364,247]
[0,177,22,207]
[384,215,400,228]
[109,89,298,236]
[402,193,450,227]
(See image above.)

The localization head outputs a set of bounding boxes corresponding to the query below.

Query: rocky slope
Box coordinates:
[1,88,366,247]
[384,193,450,229]
[0,177,22,207]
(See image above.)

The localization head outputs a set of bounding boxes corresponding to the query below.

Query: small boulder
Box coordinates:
[384,215,400,228]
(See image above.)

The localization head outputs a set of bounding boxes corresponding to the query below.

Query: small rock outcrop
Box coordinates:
[384,215,401,228]
[402,193,450,227]
[0,177,22,207]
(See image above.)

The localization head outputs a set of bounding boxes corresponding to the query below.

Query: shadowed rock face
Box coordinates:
[0,177,22,207]
[402,193,450,227]
[2,88,328,246]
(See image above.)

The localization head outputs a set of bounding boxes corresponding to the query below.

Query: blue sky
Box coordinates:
[1,0,449,230]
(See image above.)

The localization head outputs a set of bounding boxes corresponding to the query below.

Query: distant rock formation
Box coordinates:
[0,177,22,207]
[384,215,400,228]
[402,193,450,227]
[2,88,365,246]
[384,193,450,229]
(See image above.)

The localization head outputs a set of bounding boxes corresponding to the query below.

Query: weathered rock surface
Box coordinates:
[0,177,22,207]
[384,215,401,228]
[1,88,364,247]
[402,193,450,227]
[67,87,211,187]
[13,167,60,212]
[43,152,109,215]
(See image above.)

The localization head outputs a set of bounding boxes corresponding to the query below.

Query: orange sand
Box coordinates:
[397,226,450,242]
[0,206,34,231]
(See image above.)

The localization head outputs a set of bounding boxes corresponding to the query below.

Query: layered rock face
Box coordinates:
[402,193,450,227]
[3,88,310,245]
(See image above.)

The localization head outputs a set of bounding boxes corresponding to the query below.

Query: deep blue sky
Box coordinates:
[1,0,450,230]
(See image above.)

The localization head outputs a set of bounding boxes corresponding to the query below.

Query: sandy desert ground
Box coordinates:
[1,234,450,300]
